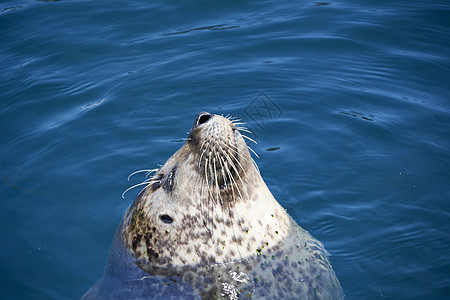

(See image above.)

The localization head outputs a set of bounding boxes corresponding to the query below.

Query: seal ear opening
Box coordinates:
[159,214,174,224]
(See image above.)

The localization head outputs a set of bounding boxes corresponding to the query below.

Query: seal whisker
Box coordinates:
[219,155,229,191]
[235,127,252,134]
[213,157,221,204]
[224,140,251,163]
[251,157,260,174]
[214,155,228,234]
[121,179,156,199]
[219,153,244,208]
[198,140,208,169]
[220,142,248,176]
[226,115,241,122]
[229,117,242,122]
[247,145,260,159]
[127,169,159,181]
[241,134,258,145]
[205,157,216,237]
[221,147,246,189]
[218,154,245,258]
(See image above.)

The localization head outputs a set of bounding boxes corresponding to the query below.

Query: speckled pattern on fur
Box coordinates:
[82,112,344,300]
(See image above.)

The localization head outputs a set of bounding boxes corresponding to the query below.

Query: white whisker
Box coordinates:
[247,145,260,159]
[122,179,155,199]
[127,169,158,181]
[241,134,258,144]
[198,140,208,168]
[225,142,252,166]
[221,142,248,176]
[236,127,252,134]
[251,157,260,174]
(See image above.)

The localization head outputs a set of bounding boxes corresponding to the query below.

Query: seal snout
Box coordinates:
[185,111,251,195]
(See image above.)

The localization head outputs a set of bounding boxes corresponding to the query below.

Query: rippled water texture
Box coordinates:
[1,0,449,299]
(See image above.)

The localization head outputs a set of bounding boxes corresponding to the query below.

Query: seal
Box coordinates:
[82,112,344,300]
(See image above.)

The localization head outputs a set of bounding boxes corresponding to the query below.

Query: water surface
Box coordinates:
[1,0,449,299]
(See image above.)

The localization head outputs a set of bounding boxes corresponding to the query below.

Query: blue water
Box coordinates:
[1,0,449,299]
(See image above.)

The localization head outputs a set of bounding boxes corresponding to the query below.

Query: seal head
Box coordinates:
[83,112,344,300]
[123,112,264,271]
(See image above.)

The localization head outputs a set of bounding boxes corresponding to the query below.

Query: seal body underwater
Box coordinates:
[82,112,344,300]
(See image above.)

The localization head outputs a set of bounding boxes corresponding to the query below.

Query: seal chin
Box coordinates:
[188,112,250,192]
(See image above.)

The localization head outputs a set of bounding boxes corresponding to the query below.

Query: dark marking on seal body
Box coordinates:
[162,165,177,193]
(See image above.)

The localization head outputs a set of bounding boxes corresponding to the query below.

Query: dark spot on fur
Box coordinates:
[277,262,284,272]
[208,255,215,264]
[260,262,266,270]
[162,165,177,193]
[147,247,159,261]
[149,174,163,191]
[151,181,161,190]
[132,234,142,251]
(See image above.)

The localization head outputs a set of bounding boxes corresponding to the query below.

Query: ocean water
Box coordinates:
[1,0,449,299]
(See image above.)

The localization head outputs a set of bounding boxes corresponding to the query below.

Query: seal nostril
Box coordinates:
[159,214,174,224]
[197,112,212,125]
[190,112,213,132]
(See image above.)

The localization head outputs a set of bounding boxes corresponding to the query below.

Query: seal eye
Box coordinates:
[159,214,174,224]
